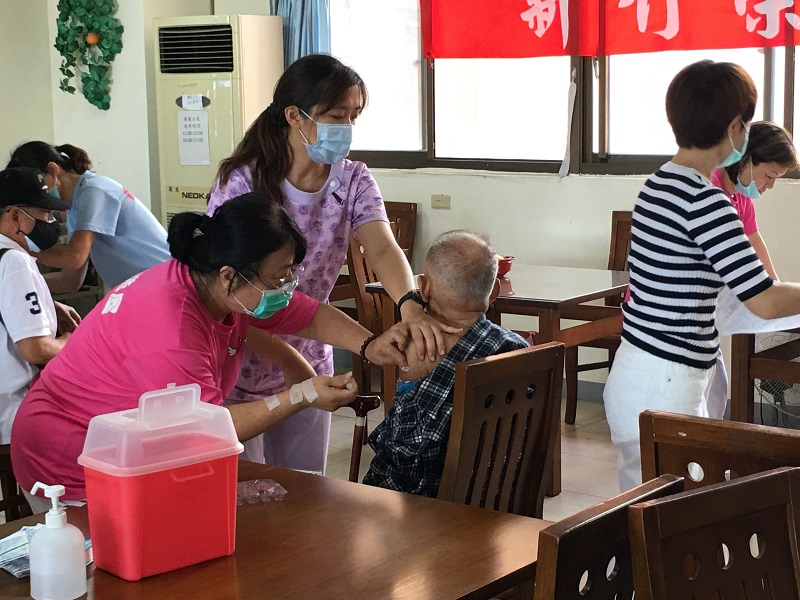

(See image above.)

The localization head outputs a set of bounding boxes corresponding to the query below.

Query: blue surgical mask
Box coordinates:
[299,109,353,164]
[719,120,750,168]
[734,163,761,199]
[233,271,300,319]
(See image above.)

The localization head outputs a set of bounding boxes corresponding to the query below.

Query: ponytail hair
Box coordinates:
[168,192,307,291]
[7,141,93,174]
[216,54,368,207]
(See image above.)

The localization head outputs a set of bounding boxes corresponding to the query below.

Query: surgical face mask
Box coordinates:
[233,269,301,319]
[48,186,61,200]
[20,209,61,251]
[719,120,750,168]
[735,162,761,199]
[298,109,353,164]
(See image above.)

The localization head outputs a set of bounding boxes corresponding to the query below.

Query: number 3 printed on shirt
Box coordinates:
[26,291,41,315]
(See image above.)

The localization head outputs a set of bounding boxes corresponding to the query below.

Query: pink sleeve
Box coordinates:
[349,162,389,231]
[207,168,255,216]
[250,291,319,335]
[122,348,226,406]
[738,196,759,236]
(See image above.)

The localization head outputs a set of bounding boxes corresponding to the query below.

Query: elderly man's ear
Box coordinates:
[417,273,431,304]
[489,278,500,304]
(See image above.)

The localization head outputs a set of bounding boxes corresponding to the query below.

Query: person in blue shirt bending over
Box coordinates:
[7,142,170,291]
[363,230,529,497]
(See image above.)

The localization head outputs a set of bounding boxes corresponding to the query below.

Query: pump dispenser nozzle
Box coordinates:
[30,482,67,528]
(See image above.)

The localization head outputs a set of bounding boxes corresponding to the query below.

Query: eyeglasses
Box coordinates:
[20,208,57,223]
[249,264,304,294]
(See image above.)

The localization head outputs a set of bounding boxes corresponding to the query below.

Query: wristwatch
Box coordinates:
[397,290,426,312]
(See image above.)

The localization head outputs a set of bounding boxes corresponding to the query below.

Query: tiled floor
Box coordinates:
[326,396,619,523]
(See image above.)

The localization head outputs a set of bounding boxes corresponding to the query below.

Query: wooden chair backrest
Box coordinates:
[606,210,632,307]
[639,409,800,491]
[437,342,565,519]
[346,235,383,336]
[534,474,684,600]
[384,201,418,261]
[629,467,800,600]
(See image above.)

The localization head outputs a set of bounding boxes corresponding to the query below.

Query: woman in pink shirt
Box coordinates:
[11,194,407,503]
[708,121,797,420]
[208,54,455,472]
[711,121,797,280]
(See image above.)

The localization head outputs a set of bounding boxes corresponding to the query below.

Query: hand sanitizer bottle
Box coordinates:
[28,482,87,600]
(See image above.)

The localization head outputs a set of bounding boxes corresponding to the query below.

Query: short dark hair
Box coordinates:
[168,193,307,292]
[666,60,757,149]
[724,121,798,181]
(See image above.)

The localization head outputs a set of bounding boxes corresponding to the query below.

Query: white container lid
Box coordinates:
[78,383,243,477]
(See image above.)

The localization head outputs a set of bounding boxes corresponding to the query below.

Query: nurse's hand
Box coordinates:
[312,372,359,412]
[401,302,461,361]
[364,323,411,369]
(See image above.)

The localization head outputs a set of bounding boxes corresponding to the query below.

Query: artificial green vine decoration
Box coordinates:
[54,0,124,111]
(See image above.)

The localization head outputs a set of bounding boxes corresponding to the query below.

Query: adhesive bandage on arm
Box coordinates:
[263,395,281,411]
[289,384,304,405]
[300,378,318,403]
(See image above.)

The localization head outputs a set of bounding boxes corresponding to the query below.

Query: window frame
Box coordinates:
[348,34,799,177]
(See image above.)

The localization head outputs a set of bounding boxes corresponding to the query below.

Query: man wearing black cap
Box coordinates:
[0,167,75,446]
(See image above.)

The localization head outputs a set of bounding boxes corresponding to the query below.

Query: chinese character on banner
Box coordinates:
[735,0,800,38]
[520,0,570,49]
[618,0,681,39]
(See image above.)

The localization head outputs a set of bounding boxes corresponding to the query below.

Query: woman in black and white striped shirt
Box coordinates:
[604,60,800,492]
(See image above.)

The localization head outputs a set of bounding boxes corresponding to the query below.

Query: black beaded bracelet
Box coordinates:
[360,333,380,364]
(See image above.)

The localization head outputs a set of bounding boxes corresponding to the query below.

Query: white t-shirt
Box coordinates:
[0,234,57,444]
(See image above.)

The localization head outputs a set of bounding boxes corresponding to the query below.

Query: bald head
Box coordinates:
[424,230,498,312]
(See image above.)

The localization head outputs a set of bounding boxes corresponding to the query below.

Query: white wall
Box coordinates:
[45,1,152,207]
[0,0,54,162]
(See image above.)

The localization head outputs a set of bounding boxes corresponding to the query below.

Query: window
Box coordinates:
[331,1,797,175]
[330,0,423,151]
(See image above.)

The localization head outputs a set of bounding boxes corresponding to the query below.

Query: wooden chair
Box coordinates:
[343,203,418,398]
[437,341,565,519]
[639,409,800,491]
[0,444,32,522]
[563,210,631,424]
[628,467,800,600]
[533,474,684,600]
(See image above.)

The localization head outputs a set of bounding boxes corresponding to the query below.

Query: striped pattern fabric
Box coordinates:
[623,162,772,368]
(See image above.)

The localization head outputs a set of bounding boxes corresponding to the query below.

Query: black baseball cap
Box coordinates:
[0,167,69,211]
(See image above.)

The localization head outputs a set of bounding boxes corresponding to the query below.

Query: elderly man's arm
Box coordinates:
[398,331,461,381]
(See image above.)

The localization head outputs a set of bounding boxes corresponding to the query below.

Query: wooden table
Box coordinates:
[730,333,800,423]
[368,264,629,496]
[0,462,550,600]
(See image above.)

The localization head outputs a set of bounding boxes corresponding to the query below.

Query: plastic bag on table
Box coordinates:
[236,479,287,505]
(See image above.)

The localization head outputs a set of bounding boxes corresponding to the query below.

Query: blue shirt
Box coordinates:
[67,171,170,287]
[363,316,529,497]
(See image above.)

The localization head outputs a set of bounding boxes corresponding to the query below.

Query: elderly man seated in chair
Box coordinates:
[363,230,529,497]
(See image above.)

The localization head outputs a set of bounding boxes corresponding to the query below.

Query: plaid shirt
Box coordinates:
[363,316,529,497]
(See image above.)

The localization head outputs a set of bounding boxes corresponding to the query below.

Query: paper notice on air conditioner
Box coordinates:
[181,94,203,110]
[716,286,800,335]
[178,110,210,166]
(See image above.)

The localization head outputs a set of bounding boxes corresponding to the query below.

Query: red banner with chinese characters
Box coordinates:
[421,0,800,58]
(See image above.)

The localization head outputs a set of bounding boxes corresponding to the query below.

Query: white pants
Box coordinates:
[240,407,331,475]
[604,339,715,492]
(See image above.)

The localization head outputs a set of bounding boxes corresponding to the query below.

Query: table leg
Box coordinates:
[730,334,755,423]
[538,310,562,498]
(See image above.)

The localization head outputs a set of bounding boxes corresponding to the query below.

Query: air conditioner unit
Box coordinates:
[154,14,283,226]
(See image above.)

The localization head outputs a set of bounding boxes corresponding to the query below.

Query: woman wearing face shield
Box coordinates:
[11,193,410,508]
[6,142,170,291]
[603,61,800,493]
[207,54,457,473]
[0,167,74,446]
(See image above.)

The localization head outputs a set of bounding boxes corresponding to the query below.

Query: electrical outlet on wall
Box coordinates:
[431,194,451,209]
